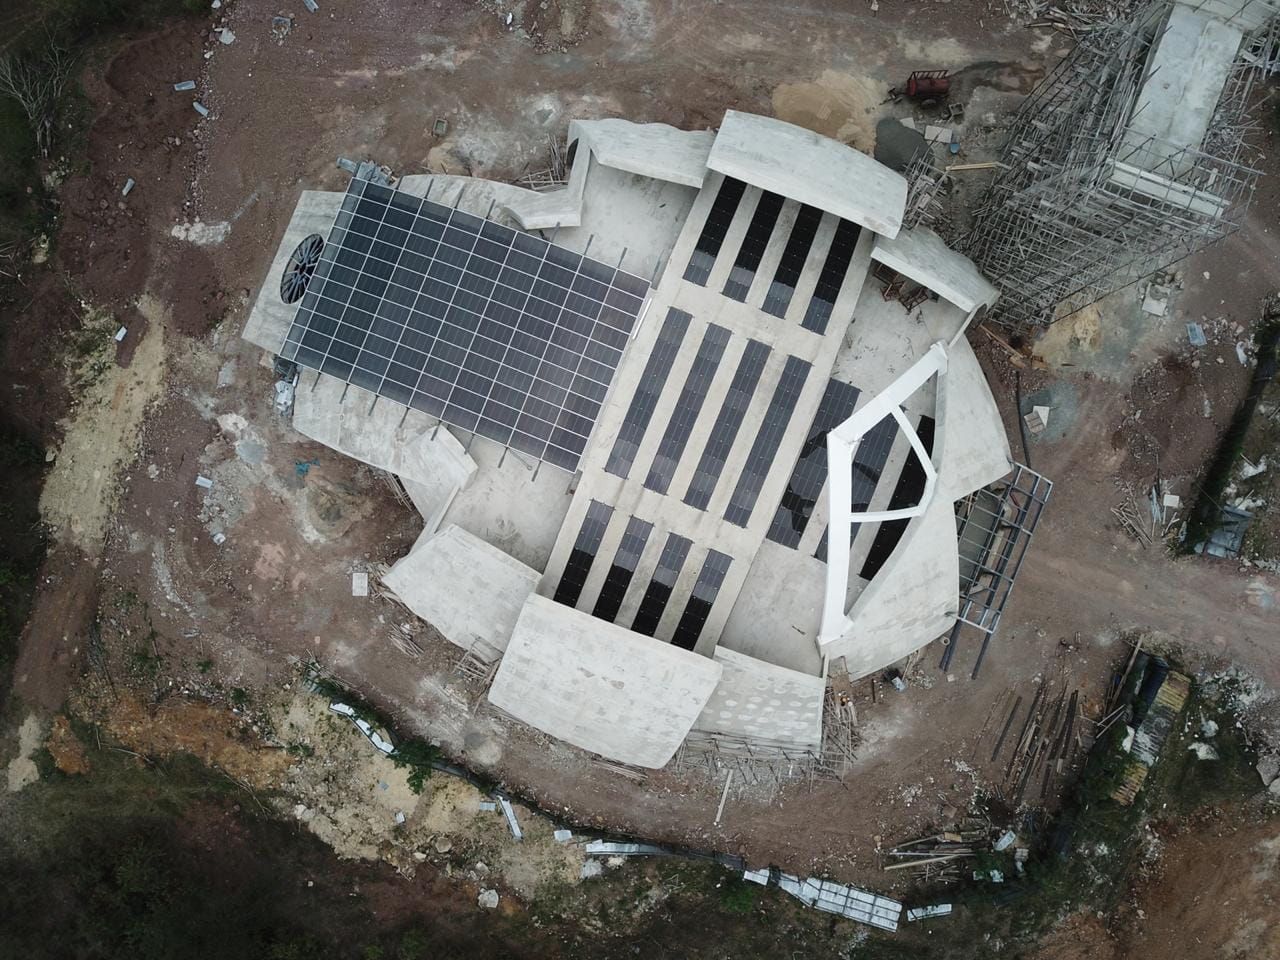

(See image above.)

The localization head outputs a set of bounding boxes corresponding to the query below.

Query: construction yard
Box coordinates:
[3,1,1280,957]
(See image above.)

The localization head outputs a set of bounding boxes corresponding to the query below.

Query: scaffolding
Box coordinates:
[966,1,1272,325]
[671,683,859,791]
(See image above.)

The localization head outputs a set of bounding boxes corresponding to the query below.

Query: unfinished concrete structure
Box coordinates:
[967,0,1278,325]
[244,110,1049,770]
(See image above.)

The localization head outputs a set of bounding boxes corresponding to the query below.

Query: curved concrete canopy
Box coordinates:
[382,525,538,656]
[569,118,715,188]
[870,226,999,313]
[488,595,722,768]
[707,110,907,238]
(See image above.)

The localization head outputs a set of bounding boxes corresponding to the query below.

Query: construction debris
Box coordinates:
[968,4,1265,324]
[906,904,953,921]
[881,822,992,882]
[498,797,523,841]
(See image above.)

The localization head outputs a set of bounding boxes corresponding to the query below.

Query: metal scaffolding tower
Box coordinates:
[966,1,1273,325]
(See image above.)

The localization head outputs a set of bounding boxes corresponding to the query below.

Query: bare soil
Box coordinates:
[2,1,1279,955]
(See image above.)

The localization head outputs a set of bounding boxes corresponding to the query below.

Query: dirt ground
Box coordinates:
[3,0,1279,950]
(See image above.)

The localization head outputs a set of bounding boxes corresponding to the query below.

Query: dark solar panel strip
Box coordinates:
[765,379,861,549]
[815,412,900,562]
[682,340,771,511]
[288,180,390,374]
[281,179,649,473]
[591,517,654,622]
[283,188,368,360]
[631,534,692,637]
[801,219,862,335]
[723,355,812,527]
[684,177,746,286]
[722,192,785,302]
[643,323,731,495]
[604,308,692,478]
[761,205,823,319]
[858,416,936,580]
[553,500,614,607]
[670,550,733,650]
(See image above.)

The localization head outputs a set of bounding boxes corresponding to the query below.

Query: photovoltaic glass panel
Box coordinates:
[859,416,936,580]
[670,550,733,650]
[631,534,692,637]
[592,516,654,622]
[281,178,649,473]
[801,219,862,334]
[723,355,812,527]
[765,379,860,549]
[604,308,692,479]
[683,340,771,511]
[643,323,731,495]
[761,205,823,318]
[815,411,899,562]
[722,192,785,301]
[553,500,614,607]
[684,177,746,286]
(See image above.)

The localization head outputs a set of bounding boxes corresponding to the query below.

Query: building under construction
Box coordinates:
[967,0,1280,326]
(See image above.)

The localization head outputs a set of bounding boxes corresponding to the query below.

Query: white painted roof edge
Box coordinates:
[707,110,907,238]
[568,118,715,188]
[870,226,998,313]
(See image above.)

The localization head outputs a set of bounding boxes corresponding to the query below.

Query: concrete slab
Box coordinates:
[821,494,960,679]
[707,110,907,239]
[692,647,825,750]
[719,540,828,675]
[439,436,575,573]
[870,226,998,313]
[934,338,1012,501]
[292,373,476,491]
[1124,5,1242,167]
[242,190,343,353]
[382,524,539,654]
[487,595,722,768]
[569,118,715,187]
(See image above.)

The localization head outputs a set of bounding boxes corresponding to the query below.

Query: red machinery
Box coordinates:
[904,69,951,101]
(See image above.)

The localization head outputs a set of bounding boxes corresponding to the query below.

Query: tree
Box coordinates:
[0,37,75,158]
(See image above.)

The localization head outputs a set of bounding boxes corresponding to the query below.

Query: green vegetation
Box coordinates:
[390,738,441,794]
[1183,312,1280,553]
[718,878,762,915]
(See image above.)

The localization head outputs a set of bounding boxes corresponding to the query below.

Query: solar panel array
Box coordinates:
[281,178,650,472]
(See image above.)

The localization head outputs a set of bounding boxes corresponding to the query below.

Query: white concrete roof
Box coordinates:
[821,494,960,678]
[707,110,907,238]
[242,190,343,354]
[692,648,825,751]
[933,337,1012,501]
[382,524,539,656]
[1124,4,1242,166]
[487,595,722,768]
[870,226,999,314]
[292,374,477,492]
[1176,0,1279,31]
[569,118,715,188]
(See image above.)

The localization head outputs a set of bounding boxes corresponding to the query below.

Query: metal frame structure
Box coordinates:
[954,462,1053,634]
[818,341,948,644]
[965,1,1271,325]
